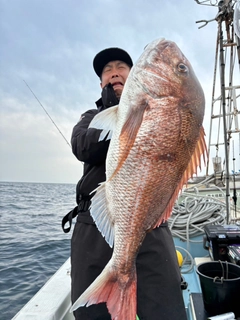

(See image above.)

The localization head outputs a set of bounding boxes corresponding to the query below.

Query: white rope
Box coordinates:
[175,245,195,274]
[170,193,226,242]
[169,187,228,273]
[170,176,240,273]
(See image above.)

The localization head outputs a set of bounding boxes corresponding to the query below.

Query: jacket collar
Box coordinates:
[95,97,104,111]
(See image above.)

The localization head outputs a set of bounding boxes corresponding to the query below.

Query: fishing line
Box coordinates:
[22,79,71,148]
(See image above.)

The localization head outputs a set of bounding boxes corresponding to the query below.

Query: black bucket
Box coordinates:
[196,261,240,317]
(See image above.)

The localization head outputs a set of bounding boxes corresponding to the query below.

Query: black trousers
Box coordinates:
[71,221,187,320]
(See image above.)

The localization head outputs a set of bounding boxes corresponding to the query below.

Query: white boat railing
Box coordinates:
[12,258,74,320]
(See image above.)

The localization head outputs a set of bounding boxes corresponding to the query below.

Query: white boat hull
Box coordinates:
[12,258,74,320]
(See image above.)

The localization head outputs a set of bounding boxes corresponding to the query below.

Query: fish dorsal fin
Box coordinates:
[110,101,149,179]
[90,182,115,248]
[154,126,207,227]
[89,105,119,141]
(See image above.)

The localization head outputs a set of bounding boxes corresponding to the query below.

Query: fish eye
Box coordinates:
[178,63,188,73]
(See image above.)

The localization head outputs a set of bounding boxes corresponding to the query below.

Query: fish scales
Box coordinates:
[71,38,206,319]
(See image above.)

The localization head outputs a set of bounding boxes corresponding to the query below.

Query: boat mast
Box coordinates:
[195,0,240,223]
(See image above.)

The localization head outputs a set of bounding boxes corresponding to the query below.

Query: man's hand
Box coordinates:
[101,83,119,109]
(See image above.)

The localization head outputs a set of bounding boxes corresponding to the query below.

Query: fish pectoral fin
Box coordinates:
[111,101,149,178]
[154,126,207,228]
[121,100,148,147]
[90,182,114,248]
[89,105,118,141]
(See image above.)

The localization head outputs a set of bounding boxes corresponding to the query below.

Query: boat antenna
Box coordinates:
[22,79,71,148]
[232,140,237,218]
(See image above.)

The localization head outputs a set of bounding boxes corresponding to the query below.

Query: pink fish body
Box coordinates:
[70,38,206,319]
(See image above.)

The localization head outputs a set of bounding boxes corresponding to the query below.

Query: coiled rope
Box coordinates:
[169,193,227,242]
[169,177,232,272]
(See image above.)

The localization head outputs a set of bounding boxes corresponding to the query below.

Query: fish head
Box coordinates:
[130,38,205,126]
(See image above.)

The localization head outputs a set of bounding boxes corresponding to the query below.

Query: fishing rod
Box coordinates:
[232,140,237,218]
[22,79,71,148]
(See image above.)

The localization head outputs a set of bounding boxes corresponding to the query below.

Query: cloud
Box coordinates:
[0,0,239,183]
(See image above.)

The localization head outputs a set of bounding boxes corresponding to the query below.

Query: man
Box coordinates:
[69,47,187,320]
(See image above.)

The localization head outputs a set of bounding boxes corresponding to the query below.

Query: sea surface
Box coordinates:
[0,181,76,320]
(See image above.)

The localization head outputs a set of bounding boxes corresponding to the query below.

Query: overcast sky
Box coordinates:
[0,0,239,184]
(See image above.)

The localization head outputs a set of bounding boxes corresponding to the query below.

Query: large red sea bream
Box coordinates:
[71,38,207,320]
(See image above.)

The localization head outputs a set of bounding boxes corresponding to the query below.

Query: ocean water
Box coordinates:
[0,181,76,320]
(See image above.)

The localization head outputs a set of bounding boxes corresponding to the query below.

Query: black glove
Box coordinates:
[101,83,119,109]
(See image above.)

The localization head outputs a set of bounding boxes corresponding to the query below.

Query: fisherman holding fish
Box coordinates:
[65,41,196,320]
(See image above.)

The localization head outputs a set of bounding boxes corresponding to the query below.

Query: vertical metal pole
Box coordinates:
[206,33,220,176]
[218,18,231,223]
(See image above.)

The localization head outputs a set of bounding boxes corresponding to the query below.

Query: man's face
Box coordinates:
[100,60,131,99]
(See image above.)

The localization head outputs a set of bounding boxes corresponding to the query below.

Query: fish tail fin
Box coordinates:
[70,261,137,320]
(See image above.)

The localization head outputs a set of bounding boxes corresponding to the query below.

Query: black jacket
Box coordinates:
[71,99,110,224]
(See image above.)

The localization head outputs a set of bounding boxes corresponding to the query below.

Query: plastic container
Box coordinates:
[196,261,240,317]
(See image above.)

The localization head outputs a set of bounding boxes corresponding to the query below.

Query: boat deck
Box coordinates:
[12,248,240,319]
[183,257,211,320]
[12,255,210,320]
